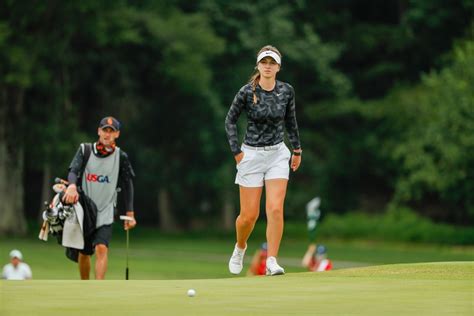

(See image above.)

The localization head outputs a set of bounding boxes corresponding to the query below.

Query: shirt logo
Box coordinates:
[86,173,111,183]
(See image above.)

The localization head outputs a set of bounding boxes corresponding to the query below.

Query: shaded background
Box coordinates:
[1,0,473,244]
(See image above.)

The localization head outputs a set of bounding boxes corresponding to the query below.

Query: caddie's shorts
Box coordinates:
[80,224,113,255]
[235,142,291,187]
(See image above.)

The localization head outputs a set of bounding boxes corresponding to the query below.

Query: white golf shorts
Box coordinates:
[235,142,291,187]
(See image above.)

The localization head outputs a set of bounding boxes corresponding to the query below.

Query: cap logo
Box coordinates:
[99,116,120,130]
[257,50,281,65]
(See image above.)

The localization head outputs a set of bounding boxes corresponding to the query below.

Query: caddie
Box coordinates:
[62,116,137,280]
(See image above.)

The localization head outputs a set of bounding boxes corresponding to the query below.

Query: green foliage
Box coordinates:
[1,0,472,230]
[199,0,351,103]
[298,38,474,223]
[381,40,474,220]
[303,0,473,98]
[319,208,474,245]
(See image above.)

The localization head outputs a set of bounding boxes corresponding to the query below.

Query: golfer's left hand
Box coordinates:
[291,152,302,171]
[124,211,137,230]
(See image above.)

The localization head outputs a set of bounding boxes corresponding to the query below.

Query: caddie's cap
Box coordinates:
[9,249,23,260]
[99,116,120,131]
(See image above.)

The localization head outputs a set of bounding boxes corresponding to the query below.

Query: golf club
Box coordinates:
[119,215,134,280]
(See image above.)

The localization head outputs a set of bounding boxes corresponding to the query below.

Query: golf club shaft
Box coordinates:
[126,228,129,280]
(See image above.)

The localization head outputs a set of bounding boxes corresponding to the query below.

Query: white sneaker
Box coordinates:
[266,256,285,276]
[228,244,247,274]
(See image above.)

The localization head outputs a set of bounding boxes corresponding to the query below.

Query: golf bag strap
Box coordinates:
[77,143,92,190]
[81,143,92,170]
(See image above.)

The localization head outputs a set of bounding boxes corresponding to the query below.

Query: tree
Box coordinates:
[386,39,474,223]
[307,38,474,223]
[56,4,226,229]
[0,6,37,235]
[292,0,473,98]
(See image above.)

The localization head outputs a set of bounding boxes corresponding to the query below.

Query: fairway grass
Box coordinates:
[2,234,473,280]
[1,262,472,315]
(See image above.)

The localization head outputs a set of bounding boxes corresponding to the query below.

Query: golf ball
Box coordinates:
[187,289,196,297]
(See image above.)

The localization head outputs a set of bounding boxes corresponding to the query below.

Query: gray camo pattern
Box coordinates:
[225,80,301,155]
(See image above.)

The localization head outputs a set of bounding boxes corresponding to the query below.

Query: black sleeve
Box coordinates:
[121,178,134,212]
[284,85,301,150]
[225,85,247,155]
[119,150,135,211]
[67,146,84,185]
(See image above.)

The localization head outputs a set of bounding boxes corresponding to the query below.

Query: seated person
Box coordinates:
[301,197,322,267]
[302,245,333,272]
[2,249,32,280]
[247,242,268,276]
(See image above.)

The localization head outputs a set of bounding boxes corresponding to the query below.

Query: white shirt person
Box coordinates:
[2,249,32,280]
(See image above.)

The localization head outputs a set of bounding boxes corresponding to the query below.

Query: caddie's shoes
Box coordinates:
[228,244,247,274]
[266,256,285,276]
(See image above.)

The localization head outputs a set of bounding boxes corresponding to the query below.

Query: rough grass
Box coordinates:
[1,231,473,280]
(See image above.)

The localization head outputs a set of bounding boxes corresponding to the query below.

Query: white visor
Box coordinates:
[257,50,281,65]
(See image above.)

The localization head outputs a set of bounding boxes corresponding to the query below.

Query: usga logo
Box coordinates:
[86,173,110,183]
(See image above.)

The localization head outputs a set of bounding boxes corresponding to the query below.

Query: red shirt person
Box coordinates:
[247,243,268,276]
[305,245,333,272]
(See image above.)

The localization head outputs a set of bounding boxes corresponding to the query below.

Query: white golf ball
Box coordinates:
[187,289,196,297]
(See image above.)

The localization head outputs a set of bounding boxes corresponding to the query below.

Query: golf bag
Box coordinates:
[38,179,98,262]
[38,143,99,262]
[39,183,76,241]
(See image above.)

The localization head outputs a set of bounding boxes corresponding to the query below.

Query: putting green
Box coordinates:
[1,262,472,315]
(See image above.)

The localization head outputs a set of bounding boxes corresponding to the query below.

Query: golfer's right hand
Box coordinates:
[235,152,244,165]
[63,184,79,204]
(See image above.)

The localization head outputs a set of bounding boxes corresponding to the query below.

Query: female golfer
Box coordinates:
[225,45,302,276]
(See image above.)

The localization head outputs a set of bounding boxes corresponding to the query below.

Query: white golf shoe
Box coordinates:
[228,244,247,274]
[266,256,285,276]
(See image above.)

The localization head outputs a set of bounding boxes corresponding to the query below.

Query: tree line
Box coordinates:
[1,0,472,235]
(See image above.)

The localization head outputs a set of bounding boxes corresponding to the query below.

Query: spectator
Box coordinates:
[247,243,268,276]
[2,249,32,280]
[301,197,321,267]
[302,245,333,272]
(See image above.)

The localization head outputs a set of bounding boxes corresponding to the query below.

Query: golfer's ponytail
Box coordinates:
[249,70,260,104]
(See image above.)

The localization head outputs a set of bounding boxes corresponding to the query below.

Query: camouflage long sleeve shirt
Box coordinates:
[225,80,301,155]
